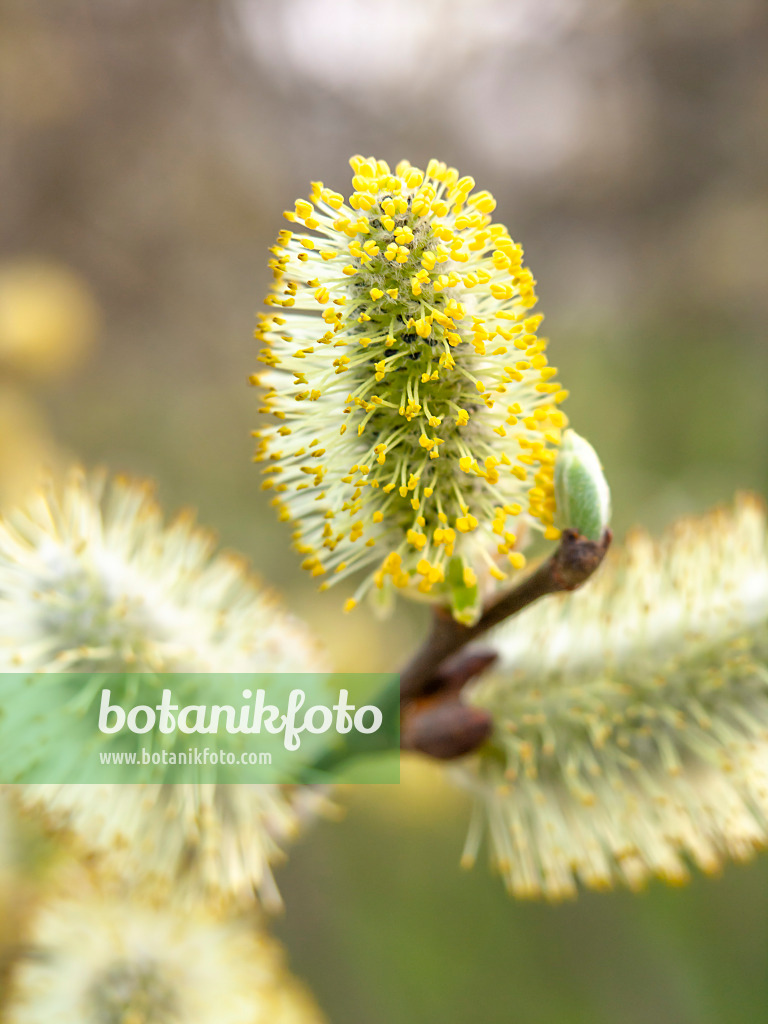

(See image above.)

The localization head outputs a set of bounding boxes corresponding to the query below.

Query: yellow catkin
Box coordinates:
[255,157,568,619]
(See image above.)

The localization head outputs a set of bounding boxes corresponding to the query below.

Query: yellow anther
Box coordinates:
[455,515,478,533]
[406,529,427,550]
[404,168,424,188]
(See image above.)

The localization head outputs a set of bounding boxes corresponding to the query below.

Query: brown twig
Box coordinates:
[399,529,612,758]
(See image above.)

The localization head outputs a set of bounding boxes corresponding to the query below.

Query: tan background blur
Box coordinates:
[2,1,768,1022]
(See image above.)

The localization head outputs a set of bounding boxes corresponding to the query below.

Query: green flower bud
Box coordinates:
[554,429,610,541]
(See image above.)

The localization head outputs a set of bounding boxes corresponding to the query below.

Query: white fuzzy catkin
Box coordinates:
[0,470,328,907]
[5,871,325,1024]
[457,495,768,898]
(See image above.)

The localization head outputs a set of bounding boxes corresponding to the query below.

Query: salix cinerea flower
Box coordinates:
[455,495,768,899]
[254,156,569,624]
[0,470,328,907]
[5,870,325,1024]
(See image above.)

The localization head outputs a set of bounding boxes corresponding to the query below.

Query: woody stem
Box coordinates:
[400,528,612,706]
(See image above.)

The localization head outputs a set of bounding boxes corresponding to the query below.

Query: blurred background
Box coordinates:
[1,0,767,1021]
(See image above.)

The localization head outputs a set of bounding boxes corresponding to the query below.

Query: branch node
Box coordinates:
[400,528,612,719]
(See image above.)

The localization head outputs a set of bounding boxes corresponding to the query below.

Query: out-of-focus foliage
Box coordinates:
[1,0,767,1022]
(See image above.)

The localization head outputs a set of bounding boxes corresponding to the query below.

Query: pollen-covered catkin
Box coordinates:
[254,157,568,623]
